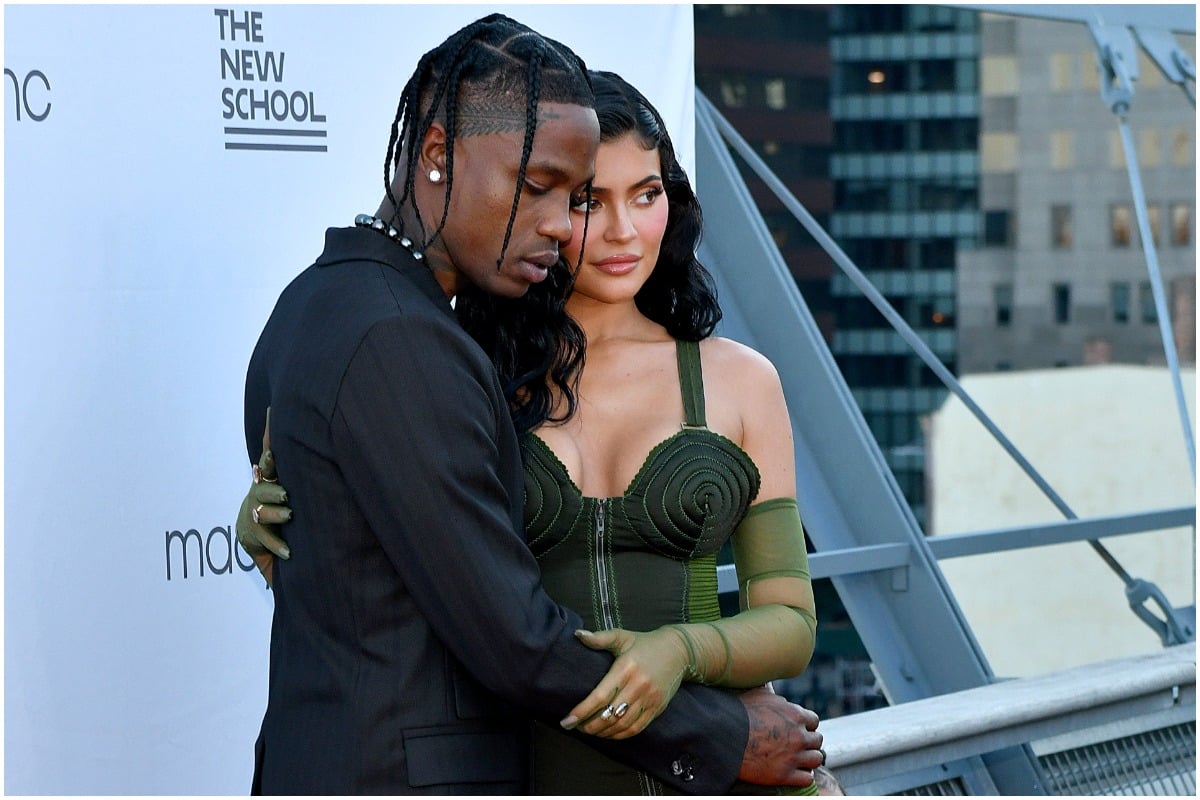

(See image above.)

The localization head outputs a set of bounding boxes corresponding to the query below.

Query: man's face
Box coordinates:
[437,101,599,299]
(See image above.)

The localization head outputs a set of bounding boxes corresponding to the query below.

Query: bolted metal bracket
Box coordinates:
[1126,578,1196,646]
[1087,18,1140,117]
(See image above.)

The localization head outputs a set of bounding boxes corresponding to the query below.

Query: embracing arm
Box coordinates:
[327,317,754,792]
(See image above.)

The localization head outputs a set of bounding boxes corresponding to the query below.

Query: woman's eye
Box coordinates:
[637,187,664,205]
[571,195,599,212]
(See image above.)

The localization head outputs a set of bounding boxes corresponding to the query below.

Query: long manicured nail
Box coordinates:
[560,715,579,730]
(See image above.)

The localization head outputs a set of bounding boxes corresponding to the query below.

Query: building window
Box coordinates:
[1140,129,1162,167]
[916,59,957,92]
[1147,204,1162,246]
[1111,282,1131,324]
[1050,130,1074,169]
[1171,203,1192,246]
[838,180,891,212]
[1080,51,1100,91]
[995,283,1013,327]
[917,179,976,211]
[719,78,748,108]
[984,210,1012,246]
[1051,204,1073,248]
[1111,204,1133,247]
[919,296,955,327]
[1050,52,1073,91]
[980,55,1018,96]
[1171,128,1193,165]
[917,238,955,268]
[764,78,787,110]
[981,132,1018,172]
[840,61,909,94]
[917,118,977,150]
[1053,283,1071,324]
[836,120,907,151]
[1140,282,1158,324]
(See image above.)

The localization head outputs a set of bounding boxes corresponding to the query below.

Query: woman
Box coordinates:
[468,70,818,794]
[242,71,819,794]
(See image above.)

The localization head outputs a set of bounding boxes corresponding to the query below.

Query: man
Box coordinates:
[240,14,823,794]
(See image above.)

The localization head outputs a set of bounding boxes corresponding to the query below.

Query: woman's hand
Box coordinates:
[236,408,293,585]
[560,627,691,739]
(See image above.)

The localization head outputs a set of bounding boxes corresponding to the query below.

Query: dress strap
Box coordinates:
[676,339,707,428]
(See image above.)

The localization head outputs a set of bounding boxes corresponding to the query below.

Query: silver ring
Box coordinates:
[252,504,264,524]
[819,747,827,766]
[614,702,629,718]
[600,704,616,720]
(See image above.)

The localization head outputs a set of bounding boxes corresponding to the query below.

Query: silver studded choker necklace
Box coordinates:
[354,213,424,261]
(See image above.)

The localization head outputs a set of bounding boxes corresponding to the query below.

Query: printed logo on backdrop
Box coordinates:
[4,68,51,122]
[216,8,326,152]
[165,525,260,580]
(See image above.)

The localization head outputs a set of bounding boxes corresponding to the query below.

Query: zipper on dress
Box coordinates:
[594,499,615,629]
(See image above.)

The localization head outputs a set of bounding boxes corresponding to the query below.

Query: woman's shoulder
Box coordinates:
[698,336,782,389]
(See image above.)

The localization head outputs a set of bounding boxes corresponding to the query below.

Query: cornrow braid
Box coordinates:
[496,43,544,271]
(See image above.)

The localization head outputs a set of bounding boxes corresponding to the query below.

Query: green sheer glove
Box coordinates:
[662,604,814,689]
[236,408,293,586]
[567,498,818,740]
[563,626,693,739]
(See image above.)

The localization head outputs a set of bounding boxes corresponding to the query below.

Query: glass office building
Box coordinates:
[827,5,980,529]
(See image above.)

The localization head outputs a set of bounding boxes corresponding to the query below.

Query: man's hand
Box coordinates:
[737,685,823,788]
[236,407,292,586]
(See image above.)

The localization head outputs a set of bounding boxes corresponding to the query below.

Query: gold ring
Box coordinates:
[253,464,278,484]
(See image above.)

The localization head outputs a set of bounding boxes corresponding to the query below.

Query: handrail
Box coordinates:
[818,644,1196,791]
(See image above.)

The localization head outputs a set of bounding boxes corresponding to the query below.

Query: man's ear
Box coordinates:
[418,121,448,179]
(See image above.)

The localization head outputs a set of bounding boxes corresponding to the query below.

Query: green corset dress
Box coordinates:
[521,339,764,795]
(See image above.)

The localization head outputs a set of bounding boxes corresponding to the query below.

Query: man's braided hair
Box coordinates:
[382,13,594,269]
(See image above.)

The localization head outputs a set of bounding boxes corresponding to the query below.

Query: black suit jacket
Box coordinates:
[243,226,749,794]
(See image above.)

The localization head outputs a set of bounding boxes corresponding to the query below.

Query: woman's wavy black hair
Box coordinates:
[589,70,722,341]
[459,70,722,433]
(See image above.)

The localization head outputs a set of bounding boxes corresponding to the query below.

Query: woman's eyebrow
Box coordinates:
[590,174,663,193]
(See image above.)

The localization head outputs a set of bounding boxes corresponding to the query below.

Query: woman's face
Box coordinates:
[436,101,599,299]
[561,133,668,306]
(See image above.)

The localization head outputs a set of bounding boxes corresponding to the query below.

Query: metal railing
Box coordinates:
[818,645,1195,795]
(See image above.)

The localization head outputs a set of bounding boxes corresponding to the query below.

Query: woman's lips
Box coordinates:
[592,255,640,276]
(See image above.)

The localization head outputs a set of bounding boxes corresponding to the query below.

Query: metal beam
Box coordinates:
[928,506,1198,560]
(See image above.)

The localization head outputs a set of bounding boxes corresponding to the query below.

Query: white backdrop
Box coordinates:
[3,4,695,793]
